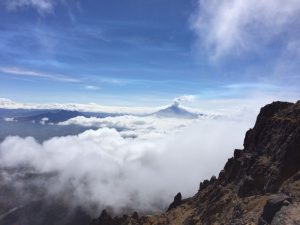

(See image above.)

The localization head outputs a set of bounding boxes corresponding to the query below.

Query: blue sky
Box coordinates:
[0,0,299,106]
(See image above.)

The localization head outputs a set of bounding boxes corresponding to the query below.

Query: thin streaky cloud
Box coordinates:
[0,66,81,83]
[223,83,279,90]
[4,0,59,15]
[84,85,100,90]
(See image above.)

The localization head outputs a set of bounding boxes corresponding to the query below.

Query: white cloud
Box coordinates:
[191,0,300,59]
[0,98,15,105]
[0,66,80,83]
[0,97,161,114]
[4,0,60,14]
[59,115,197,140]
[173,95,196,106]
[84,85,100,90]
[40,117,49,125]
[223,83,279,90]
[3,117,16,122]
[0,116,252,214]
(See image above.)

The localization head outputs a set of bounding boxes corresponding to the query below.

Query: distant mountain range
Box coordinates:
[0,103,204,124]
[15,110,85,124]
[0,109,123,124]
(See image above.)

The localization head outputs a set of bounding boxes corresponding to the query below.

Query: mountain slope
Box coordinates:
[90,101,300,225]
[152,102,202,118]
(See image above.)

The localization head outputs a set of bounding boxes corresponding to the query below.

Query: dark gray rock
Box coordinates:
[167,192,182,211]
[258,194,292,225]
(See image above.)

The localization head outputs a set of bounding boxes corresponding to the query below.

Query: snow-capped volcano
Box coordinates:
[153,101,203,118]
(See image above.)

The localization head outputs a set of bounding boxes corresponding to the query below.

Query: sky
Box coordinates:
[0,0,299,106]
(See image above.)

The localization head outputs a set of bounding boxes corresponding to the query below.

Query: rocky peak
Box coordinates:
[167,192,182,211]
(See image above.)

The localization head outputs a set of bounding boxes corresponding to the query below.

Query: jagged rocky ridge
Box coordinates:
[90,101,300,225]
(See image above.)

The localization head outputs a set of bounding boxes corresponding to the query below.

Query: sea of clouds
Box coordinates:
[58,115,199,139]
[1,95,299,215]
[0,112,255,215]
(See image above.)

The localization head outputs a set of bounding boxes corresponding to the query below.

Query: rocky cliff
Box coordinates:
[90,101,300,225]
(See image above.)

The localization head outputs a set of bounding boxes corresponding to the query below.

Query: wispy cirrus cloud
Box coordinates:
[0,66,81,83]
[3,0,60,14]
[84,85,100,91]
[223,83,279,90]
[191,0,300,59]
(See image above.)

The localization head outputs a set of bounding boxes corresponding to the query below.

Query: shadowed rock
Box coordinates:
[258,194,292,225]
[167,192,182,211]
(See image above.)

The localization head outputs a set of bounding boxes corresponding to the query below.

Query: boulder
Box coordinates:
[258,194,292,225]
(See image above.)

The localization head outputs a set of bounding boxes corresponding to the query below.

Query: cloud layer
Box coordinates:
[59,115,197,139]
[0,98,161,114]
[0,116,253,214]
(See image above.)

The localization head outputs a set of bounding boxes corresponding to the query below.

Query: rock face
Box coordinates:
[90,101,300,225]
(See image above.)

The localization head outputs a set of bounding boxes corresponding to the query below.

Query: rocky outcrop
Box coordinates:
[89,210,141,225]
[90,101,300,225]
[167,192,182,211]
